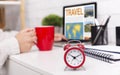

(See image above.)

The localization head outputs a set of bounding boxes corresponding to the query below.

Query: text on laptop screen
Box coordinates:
[63,2,97,41]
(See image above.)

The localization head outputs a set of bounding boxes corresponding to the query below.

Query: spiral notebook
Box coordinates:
[85,48,120,63]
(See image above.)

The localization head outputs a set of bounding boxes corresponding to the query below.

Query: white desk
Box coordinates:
[6,46,120,75]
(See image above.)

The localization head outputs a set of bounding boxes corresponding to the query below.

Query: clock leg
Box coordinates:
[64,66,86,71]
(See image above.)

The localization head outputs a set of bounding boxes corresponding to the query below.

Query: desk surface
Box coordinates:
[9,46,120,75]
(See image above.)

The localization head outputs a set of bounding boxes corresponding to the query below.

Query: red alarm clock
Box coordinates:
[64,40,85,69]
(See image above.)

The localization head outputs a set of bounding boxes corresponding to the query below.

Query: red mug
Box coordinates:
[35,26,54,51]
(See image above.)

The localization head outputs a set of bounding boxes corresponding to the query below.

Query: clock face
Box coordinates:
[64,47,85,68]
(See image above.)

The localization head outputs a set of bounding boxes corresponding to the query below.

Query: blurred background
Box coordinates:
[0,0,120,44]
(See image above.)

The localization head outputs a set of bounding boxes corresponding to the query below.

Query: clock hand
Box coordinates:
[71,57,80,65]
[76,58,81,62]
[69,54,77,63]
[75,54,81,58]
[68,54,75,58]
[71,58,75,64]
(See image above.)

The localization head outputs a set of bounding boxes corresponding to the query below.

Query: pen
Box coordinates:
[92,25,103,44]
[92,16,111,45]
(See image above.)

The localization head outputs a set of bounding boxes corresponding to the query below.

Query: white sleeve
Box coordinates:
[0,37,20,69]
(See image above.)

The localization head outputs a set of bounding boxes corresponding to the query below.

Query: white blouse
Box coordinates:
[0,29,20,75]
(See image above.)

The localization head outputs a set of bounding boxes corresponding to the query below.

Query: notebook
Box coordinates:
[85,46,120,63]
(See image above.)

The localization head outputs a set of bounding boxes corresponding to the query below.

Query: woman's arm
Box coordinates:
[0,37,20,69]
[0,28,37,69]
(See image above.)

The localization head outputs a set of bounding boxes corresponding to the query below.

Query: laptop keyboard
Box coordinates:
[54,41,91,47]
[54,42,67,47]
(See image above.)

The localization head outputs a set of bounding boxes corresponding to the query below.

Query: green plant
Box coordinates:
[42,14,62,27]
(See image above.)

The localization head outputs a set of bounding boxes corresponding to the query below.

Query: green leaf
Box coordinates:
[42,14,62,27]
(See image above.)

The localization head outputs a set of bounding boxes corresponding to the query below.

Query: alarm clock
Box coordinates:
[64,40,85,69]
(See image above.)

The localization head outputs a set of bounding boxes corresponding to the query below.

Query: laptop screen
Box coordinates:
[63,2,97,42]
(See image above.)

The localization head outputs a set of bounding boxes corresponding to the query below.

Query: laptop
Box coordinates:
[54,2,97,47]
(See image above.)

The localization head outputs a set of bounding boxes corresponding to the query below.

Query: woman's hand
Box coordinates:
[15,28,37,53]
[54,33,67,42]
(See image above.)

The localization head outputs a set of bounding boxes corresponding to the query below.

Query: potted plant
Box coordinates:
[42,14,62,33]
